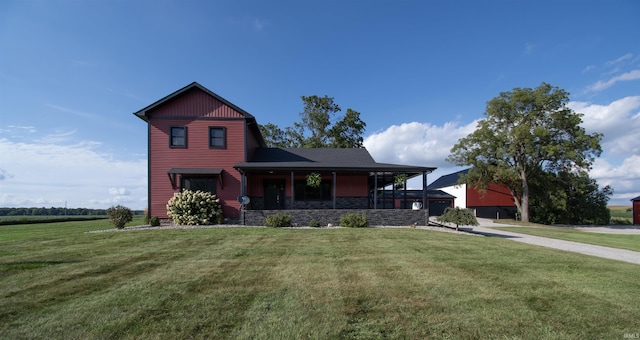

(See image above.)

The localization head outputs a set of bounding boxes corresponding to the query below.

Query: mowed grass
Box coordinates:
[492,226,640,252]
[1,220,639,339]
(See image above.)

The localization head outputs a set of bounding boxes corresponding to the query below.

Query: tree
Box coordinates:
[328,108,366,148]
[259,95,366,148]
[529,170,612,225]
[447,83,603,222]
[437,207,479,231]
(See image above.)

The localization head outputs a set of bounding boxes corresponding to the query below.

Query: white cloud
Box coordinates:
[0,138,147,209]
[364,120,478,168]
[605,53,633,66]
[587,69,640,92]
[570,96,640,156]
[108,187,131,196]
[591,156,640,203]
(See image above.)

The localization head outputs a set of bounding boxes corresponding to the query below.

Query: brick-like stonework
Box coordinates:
[241,209,430,227]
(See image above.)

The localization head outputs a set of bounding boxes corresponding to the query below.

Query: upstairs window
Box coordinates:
[170,126,187,148]
[209,127,226,148]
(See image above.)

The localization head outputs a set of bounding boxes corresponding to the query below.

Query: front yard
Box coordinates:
[1,219,639,339]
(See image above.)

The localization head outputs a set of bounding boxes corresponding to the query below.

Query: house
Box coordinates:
[134,82,436,226]
[428,169,517,219]
[632,196,640,225]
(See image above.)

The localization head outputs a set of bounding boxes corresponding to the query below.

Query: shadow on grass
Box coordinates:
[1,260,82,270]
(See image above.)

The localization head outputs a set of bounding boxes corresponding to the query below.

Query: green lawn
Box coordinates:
[1,219,639,339]
[492,226,640,252]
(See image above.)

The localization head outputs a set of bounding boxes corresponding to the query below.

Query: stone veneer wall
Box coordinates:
[241,209,430,227]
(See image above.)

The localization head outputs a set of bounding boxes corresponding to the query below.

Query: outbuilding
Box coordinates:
[632,196,640,225]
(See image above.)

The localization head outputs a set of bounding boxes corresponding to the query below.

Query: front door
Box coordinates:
[264,179,286,210]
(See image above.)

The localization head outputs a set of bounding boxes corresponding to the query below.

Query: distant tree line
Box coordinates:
[0,207,144,216]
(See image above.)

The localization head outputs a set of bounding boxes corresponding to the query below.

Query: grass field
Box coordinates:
[609,205,633,224]
[1,219,639,339]
[0,215,109,225]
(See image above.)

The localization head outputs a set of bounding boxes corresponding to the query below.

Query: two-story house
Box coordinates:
[134,82,437,226]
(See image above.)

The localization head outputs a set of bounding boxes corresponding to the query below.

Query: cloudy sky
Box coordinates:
[1,0,638,209]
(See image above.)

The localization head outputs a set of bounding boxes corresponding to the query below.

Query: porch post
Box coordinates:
[291,171,295,209]
[422,171,428,213]
[332,171,336,209]
[373,172,378,209]
[403,177,407,209]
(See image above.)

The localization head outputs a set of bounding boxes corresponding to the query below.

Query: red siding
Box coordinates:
[148,119,246,219]
[467,183,514,207]
[336,175,368,196]
[634,201,640,225]
[149,88,244,119]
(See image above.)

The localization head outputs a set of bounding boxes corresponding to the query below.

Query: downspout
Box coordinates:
[147,119,152,217]
[333,171,336,209]
[374,172,378,209]
[291,171,295,209]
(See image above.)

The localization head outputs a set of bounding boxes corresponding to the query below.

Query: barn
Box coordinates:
[428,169,517,219]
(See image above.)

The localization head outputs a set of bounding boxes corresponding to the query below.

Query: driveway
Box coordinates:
[467,218,640,265]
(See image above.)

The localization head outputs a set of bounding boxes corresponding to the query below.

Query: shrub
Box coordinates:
[309,219,321,228]
[166,190,223,225]
[437,207,479,231]
[107,205,133,229]
[265,213,292,228]
[340,212,368,228]
[610,217,631,225]
[150,216,161,227]
[144,207,150,224]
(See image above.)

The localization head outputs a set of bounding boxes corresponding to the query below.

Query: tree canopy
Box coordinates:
[447,83,604,222]
[259,95,366,148]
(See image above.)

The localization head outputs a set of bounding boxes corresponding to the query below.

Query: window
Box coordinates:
[209,127,226,148]
[170,126,186,148]
[294,180,332,201]
[181,177,216,194]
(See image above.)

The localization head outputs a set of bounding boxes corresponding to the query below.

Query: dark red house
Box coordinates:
[428,169,517,219]
[134,82,436,225]
[632,196,640,225]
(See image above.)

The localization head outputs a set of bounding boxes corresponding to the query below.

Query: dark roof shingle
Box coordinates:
[235,148,435,174]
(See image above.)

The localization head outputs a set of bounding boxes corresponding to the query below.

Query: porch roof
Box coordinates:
[234,148,436,176]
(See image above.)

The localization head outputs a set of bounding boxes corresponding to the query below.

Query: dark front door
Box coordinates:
[264,179,286,210]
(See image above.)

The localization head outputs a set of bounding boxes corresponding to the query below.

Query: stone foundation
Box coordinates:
[240,209,430,227]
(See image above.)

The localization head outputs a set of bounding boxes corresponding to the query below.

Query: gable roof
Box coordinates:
[133,82,266,147]
[235,148,435,176]
[427,168,469,189]
[632,196,640,201]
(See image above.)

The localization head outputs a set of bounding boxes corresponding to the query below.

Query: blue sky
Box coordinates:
[1,0,639,209]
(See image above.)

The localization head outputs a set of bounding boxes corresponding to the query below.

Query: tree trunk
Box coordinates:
[520,169,530,222]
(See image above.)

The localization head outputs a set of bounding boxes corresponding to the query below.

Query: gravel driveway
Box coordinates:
[469,218,640,265]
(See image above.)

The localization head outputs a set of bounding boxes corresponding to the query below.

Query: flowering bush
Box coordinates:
[166,190,223,225]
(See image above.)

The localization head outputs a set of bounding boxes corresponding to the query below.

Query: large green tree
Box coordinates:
[259,95,366,148]
[447,83,603,222]
[529,170,612,225]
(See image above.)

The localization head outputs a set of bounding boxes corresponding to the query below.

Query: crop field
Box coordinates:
[1,218,639,339]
